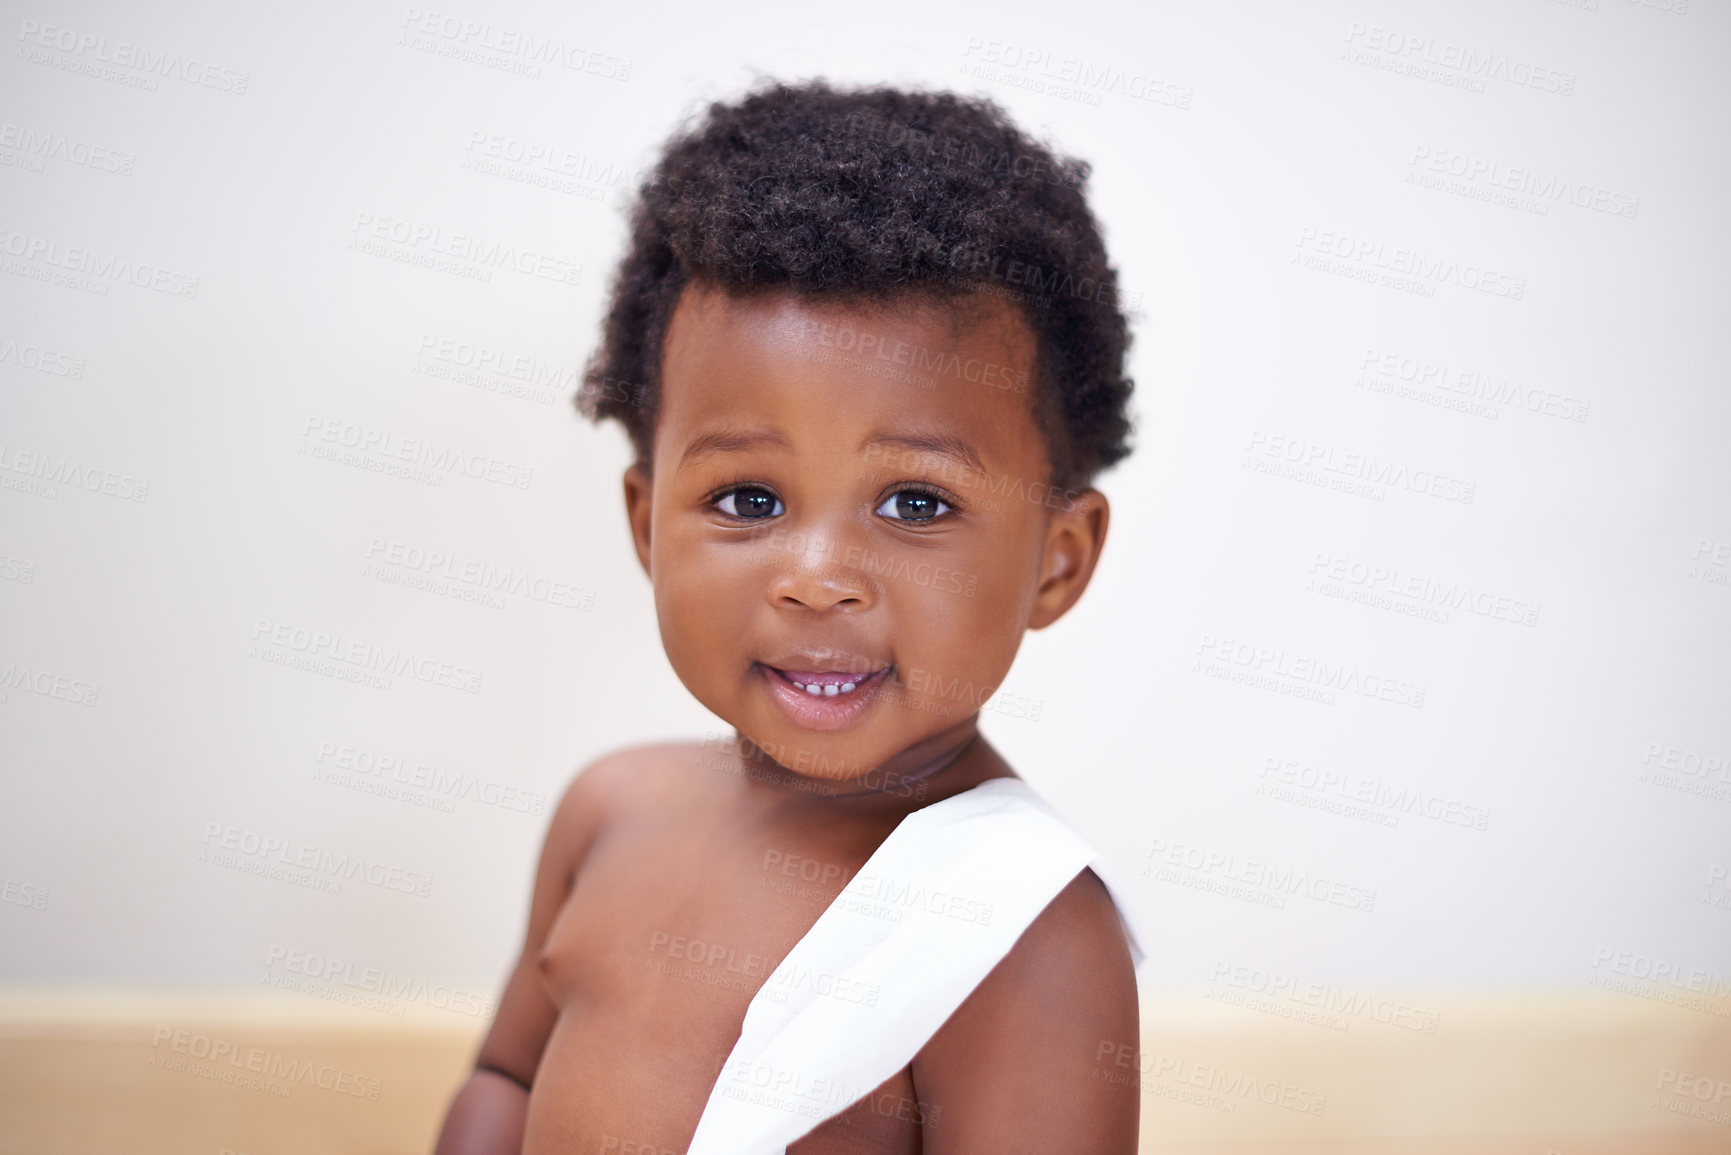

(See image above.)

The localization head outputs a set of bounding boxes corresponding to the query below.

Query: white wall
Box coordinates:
[2,0,1726,1014]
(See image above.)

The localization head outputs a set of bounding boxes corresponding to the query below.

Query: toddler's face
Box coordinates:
[624,282,1105,785]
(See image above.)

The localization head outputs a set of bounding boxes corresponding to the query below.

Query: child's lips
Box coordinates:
[756,663,892,731]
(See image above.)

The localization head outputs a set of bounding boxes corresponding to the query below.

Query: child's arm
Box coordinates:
[911,868,1141,1153]
[432,758,619,1153]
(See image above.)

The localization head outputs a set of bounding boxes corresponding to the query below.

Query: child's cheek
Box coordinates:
[651,565,729,680]
[654,532,772,666]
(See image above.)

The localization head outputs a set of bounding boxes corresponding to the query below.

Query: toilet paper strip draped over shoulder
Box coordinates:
[686,776,1149,1154]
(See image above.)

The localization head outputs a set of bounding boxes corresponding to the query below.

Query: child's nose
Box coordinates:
[761,531,877,613]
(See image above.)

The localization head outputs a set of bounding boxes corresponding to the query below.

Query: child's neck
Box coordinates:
[731,719,1011,820]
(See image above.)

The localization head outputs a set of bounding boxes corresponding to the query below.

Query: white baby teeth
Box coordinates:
[789,674,865,696]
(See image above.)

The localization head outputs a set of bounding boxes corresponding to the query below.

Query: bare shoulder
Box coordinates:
[912,867,1140,1153]
[548,741,715,847]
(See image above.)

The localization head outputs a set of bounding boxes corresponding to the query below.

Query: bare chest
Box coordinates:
[522,817,926,1154]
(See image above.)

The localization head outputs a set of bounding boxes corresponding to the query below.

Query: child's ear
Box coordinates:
[622,463,654,578]
[1028,488,1109,630]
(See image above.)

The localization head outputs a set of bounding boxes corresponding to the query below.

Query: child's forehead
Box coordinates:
[666,281,1035,362]
[654,280,1048,467]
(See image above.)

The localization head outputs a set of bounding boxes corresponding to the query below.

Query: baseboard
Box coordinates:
[0,986,1725,1153]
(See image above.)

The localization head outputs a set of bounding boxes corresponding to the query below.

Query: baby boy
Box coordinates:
[434,80,1145,1155]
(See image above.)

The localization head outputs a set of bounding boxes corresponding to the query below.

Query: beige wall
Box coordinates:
[1,0,1727,1148]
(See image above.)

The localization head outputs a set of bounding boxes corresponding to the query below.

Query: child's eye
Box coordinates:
[876,488,951,523]
[714,486,784,519]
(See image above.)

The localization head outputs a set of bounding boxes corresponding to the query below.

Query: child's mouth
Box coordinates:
[755,662,893,732]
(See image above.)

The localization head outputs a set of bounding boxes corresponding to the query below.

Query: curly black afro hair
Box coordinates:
[575,79,1135,492]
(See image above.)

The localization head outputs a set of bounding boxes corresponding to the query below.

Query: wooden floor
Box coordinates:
[0,986,1726,1153]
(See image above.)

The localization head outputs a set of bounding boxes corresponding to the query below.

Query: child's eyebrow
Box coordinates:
[678,426,789,468]
[861,432,986,477]
[676,427,988,478]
